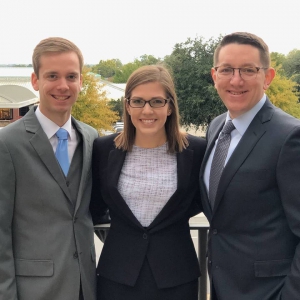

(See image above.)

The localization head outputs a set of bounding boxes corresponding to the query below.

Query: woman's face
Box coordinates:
[126,81,171,144]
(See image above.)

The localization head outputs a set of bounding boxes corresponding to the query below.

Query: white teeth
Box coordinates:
[141,119,155,124]
[54,96,69,100]
[230,91,245,95]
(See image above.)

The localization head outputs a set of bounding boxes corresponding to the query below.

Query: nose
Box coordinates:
[57,78,69,90]
[230,69,244,84]
[142,101,154,113]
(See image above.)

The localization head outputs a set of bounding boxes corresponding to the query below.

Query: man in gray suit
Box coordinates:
[0,37,98,300]
[200,32,300,299]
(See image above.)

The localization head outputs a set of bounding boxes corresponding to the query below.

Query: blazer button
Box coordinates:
[212,229,218,235]
[73,251,78,259]
[143,233,148,239]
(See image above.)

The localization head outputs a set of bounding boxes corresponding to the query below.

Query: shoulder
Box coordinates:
[186,134,207,153]
[0,119,25,142]
[72,119,98,138]
[210,113,227,129]
[262,101,300,134]
[93,133,118,150]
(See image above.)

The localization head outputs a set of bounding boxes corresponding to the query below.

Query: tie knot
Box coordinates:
[56,128,68,140]
[222,120,235,134]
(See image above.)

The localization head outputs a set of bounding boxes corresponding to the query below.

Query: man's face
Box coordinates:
[212,44,275,119]
[31,51,82,124]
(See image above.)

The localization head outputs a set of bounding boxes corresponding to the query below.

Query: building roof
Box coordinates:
[0,85,38,109]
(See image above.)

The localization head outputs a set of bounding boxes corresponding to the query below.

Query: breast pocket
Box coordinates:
[254,259,292,277]
[15,259,54,277]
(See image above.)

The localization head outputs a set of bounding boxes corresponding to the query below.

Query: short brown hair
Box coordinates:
[115,65,188,153]
[32,37,84,78]
[214,32,271,68]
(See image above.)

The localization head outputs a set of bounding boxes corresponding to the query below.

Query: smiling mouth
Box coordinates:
[228,91,247,95]
[53,95,70,100]
[141,119,155,124]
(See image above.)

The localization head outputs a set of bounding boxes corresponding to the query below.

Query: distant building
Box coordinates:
[0,67,39,126]
[92,73,125,100]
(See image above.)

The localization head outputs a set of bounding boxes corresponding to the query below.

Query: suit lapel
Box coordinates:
[212,100,274,213]
[200,116,226,219]
[72,119,93,213]
[24,109,72,202]
[149,147,194,229]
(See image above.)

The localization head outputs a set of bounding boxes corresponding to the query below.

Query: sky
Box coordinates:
[1,0,299,65]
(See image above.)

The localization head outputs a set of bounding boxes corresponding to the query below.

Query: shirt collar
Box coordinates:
[35,106,74,140]
[225,94,266,136]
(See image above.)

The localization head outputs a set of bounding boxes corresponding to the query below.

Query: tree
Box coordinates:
[113,62,140,83]
[108,97,124,121]
[165,36,225,128]
[72,68,119,133]
[113,55,162,83]
[139,54,162,66]
[282,49,300,102]
[270,52,286,76]
[91,59,122,80]
[266,62,300,118]
[270,52,286,68]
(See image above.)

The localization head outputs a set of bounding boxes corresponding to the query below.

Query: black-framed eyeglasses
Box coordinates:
[126,98,170,108]
[214,66,268,80]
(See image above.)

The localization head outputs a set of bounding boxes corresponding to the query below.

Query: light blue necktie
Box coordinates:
[55,128,70,176]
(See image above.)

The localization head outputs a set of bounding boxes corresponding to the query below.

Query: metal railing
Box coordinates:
[94,223,209,300]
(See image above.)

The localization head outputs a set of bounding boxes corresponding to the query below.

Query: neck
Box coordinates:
[39,107,70,127]
[135,132,167,149]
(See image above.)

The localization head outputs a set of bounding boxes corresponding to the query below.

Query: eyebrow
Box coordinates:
[44,71,80,76]
[130,97,166,99]
[218,63,258,67]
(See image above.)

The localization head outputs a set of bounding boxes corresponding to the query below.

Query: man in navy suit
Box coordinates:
[200,32,300,300]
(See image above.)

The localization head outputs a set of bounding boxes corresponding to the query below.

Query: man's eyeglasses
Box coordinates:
[214,66,268,81]
[126,98,170,108]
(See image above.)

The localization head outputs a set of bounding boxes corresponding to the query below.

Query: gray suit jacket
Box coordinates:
[0,108,98,300]
[200,98,300,300]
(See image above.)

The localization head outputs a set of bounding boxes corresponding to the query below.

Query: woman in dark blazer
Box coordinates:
[90,65,206,300]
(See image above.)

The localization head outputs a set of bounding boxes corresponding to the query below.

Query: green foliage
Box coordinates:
[91,59,122,79]
[113,55,162,83]
[165,36,225,128]
[282,49,300,101]
[270,52,286,76]
[282,49,300,77]
[113,62,140,83]
[270,52,286,68]
[139,54,161,66]
[267,62,300,118]
[108,97,124,121]
[72,67,118,133]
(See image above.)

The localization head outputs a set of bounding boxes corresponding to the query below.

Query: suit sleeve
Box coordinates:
[188,136,207,216]
[277,126,300,299]
[90,140,110,241]
[0,139,18,299]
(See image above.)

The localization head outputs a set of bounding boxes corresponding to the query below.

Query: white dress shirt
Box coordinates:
[204,94,267,193]
[35,106,78,164]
